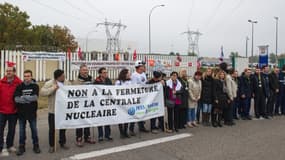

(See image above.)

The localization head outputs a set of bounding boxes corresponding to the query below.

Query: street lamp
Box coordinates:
[248,19,258,58]
[274,16,279,64]
[149,4,165,55]
[85,30,97,52]
[246,36,249,58]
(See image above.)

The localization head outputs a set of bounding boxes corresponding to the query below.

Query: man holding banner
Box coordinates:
[130,60,149,134]
[94,67,113,142]
[40,69,71,153]
[73,64,96,147]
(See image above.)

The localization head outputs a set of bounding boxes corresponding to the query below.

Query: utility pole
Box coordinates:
[181,29,202,56]
[246,36,249,57]
[97,19,127,59]
[274,16,279,64]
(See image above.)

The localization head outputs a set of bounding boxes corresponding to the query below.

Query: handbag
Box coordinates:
[165,99,175,108]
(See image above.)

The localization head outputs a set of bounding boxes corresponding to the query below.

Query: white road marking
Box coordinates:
[64,133,192,160]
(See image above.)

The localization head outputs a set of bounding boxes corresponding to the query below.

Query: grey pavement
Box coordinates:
[1,108,285,160]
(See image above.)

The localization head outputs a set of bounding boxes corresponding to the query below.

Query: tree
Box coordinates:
[269,53,277,63]
[229,52,239,58]
[0,3,31,49]
[0,3,78,51]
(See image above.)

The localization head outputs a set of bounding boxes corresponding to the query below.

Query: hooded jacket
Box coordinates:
[0,76,22,114]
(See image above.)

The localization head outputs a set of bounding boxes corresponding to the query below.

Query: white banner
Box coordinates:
[22,52,66,61]
[71,61,135,71]
[55,83,164,129]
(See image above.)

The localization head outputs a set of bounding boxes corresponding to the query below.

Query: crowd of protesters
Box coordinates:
[0,60,284,156]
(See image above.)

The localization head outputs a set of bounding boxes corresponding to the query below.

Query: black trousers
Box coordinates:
[75,128,90,141]
[267,91,277,116]
[223,102,233,123]
[119,123,128,135]
[48,113,66,147]
[254,92,266,118]
[178,108,187,128]
[167,106,179,130]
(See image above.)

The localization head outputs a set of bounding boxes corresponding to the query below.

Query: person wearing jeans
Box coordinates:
[0,65,22,154]
[14,70,41,156]
[40,69,71,153]
[187,71,202,128]
[201,68,214,126]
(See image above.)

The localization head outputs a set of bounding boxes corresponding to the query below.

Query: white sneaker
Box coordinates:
[7,146,17,153]
[259,117,265,120]
[0,149,9,157]
[187,122,194,128]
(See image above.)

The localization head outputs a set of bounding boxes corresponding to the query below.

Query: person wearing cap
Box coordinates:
[94,67,113,142]
[130,60,149,134]
[146,71,164,134]
[178,69,189,129]
[0,65,22,154]
[14,70,41,156]
[40,69,71,153]
[187,71,202,128]
[252,67,268,119]
[73,64,95,147]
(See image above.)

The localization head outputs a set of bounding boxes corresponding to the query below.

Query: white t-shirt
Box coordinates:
[115,80,133,86]
[131,71,147,85]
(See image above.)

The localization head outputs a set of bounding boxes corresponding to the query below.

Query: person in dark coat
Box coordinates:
[252,67,268,119]
[278,65,285,115]
[201,68,214,126]
[239,68,253,120]
[212,71,230,127]
[268,66,279,117]
[178,69,189,129]
[14,70,41,155]
[94,67,113,142]
[165,72,183,132]
[270,67,281,115]
[147,71,164,133]
[262,65,271,118]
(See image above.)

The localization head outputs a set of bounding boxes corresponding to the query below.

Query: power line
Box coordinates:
[63,0,104,22]
[203,0,225,32]
[187,0,195,27]
[85,0,105,17]
[31,0,83,22]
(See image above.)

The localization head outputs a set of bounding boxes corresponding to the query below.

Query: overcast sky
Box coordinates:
[2,0,285,57]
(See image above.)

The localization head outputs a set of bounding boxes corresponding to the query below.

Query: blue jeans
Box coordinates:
[188,108,196,122]
[98,126,111,138]
[19,118,39,145]
[202,104,212,113]
[0,113,17,150]
[233,98,240,118]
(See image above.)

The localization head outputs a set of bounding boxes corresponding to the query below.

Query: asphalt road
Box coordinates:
[1,109,285,160]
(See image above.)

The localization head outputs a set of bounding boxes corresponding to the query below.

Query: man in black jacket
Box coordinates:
[252,67,268,119]
[94,67,113,142]
[14,70,41,156]
[239,68,253,120]
[268,66,279,117]
[147,71,164,133]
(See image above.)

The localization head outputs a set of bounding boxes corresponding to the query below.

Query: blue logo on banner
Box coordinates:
[128,107,136,116]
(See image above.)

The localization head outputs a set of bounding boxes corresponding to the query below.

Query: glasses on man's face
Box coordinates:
[138,61,146,65]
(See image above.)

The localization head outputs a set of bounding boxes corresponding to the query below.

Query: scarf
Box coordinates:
[166,79,182,91]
